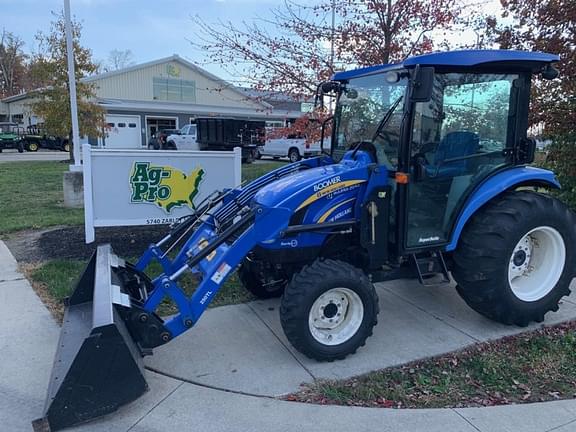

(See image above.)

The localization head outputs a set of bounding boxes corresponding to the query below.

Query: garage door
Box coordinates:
[105,115,142,149]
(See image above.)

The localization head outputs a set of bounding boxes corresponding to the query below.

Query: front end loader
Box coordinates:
[35,50,576,431]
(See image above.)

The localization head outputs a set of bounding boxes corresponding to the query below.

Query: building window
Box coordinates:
[11,114,24,124]
[128,123,137,128]
[153,77,196,102]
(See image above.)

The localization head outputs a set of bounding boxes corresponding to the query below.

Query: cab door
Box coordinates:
[402,71,526,250]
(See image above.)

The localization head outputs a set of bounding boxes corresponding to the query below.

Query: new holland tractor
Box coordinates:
[35,50,575,431]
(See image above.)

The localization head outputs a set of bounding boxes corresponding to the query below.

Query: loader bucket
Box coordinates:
[33,245,148,432]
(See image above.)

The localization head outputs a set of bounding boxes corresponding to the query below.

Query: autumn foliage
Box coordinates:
[30,14,106,143]
[192,0,459,100]
[496,0,575,208]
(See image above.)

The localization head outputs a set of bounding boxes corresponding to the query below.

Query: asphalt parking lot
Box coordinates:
[0,148,70,163]
[0,149,286,164]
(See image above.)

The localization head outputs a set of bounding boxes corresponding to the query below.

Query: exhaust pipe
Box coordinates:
[32,245,166,432]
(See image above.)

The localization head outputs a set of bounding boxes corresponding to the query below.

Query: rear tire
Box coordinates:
[27,141,39,152]
[280,259,379,361]
[244,151,254,164]
[288,148,300,163]
[453,191,575,327]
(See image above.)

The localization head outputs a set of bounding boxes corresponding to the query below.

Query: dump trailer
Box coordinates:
[35,50,576,431]
[196,117,265,162]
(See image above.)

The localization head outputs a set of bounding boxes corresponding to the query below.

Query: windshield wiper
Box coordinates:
[370,95,403,143]
[350,95,404,159]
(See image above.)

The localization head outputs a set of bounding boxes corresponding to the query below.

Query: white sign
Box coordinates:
[82,145,241,243]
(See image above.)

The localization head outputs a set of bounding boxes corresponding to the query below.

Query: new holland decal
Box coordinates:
[297,177,365,211]
[130,162,205,213]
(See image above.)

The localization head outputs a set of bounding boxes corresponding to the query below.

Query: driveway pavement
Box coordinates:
[0,149,69,163]
[1,240,575,432]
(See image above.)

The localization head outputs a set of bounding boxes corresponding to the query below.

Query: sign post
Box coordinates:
[64,0,82,171]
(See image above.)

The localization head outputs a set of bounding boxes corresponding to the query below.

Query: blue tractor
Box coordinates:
[35,50,575,431]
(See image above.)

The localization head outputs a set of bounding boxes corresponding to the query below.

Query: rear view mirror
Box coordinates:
[411,66,434,102]
[516,138,536,164]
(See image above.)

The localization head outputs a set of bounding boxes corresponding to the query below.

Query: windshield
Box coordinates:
[333,70,408,168]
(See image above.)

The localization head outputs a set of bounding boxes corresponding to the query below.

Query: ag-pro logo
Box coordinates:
[130,162,205,213]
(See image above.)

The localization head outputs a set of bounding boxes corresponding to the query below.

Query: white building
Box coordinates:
[0,55,305,148]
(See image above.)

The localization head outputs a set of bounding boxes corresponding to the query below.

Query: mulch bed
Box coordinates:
[4,225,168,263]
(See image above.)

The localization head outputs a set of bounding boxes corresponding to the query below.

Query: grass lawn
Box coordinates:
[0,160,285,235]
[28,258,254,322]
[0,162,84,235]
[288,322,576,408]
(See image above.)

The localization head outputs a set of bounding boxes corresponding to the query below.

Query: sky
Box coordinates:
[1,0,505,83]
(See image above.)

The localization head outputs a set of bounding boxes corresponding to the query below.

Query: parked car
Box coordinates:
[166,124,199,150]
[22,126,70,152]
[260,136,327,162]
[147,128,180,150]
[0,122,25,153]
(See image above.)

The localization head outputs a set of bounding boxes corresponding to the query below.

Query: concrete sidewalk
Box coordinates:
[1,240,575,432]
[146,279,576,396]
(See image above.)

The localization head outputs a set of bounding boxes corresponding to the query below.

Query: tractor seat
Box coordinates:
[427,131,480,178]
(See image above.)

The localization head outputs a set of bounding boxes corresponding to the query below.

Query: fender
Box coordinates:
[446,166,560,251]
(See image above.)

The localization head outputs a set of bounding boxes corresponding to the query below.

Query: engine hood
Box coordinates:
[253,162,363,209]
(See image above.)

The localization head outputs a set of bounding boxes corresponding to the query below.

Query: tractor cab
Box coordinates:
[326,50,559,257]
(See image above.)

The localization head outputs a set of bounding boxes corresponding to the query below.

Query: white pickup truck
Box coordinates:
[259,137,327,162]
[166,124,199,151]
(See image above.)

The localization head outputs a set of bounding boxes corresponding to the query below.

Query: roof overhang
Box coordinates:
[98,98,302,120]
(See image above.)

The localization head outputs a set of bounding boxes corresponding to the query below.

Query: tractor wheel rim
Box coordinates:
[30,143,38,150]
[508,226,566,302]
[308,287,364,346]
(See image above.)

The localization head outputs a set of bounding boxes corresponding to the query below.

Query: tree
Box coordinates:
[192,0,458,99]
[106,49,135,71]
[30,13,106,161]
[0,29,27,97]
[497,0,575,135]
[496,0,575,209]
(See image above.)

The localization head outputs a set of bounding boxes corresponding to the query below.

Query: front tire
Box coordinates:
[453,191,575,327]
[27,141,39,152]
[280,259,379,361]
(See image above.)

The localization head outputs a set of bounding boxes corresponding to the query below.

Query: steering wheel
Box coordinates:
[348,141,378,162]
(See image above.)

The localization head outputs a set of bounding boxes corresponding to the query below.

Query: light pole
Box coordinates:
[64,0,81,171]
[330,0,335,73]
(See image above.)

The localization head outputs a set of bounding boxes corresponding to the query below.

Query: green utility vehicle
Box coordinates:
[22,126,70,152]
[0,122,25,153]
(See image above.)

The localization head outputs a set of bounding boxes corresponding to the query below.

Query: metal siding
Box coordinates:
[92,61,262,109]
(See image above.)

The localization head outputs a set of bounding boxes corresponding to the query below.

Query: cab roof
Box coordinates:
[332,50,559,81]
